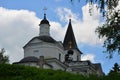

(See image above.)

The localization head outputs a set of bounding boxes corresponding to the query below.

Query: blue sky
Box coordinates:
[0,0,120,74]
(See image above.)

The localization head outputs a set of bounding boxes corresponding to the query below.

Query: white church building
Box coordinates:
[14,13,104,76]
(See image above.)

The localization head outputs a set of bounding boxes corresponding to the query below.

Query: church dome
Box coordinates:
[40,19,49,25]
[40,13,50,25]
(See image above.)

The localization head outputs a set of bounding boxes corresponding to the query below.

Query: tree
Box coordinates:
[109,63,120,74]
[0,48,9,64]
[91,0,120,58]
[96,10,120,58]
[112,63,120,73]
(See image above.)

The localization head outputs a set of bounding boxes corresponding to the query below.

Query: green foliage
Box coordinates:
[0,64,120,80]
[106,72,120,80]
[96,10,120,58]
[0,48,9,64]
[0,64,86,80]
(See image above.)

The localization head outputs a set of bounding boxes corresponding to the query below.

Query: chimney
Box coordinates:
[38,56,45,68]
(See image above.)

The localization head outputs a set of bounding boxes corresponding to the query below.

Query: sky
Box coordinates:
[0,0,120,74]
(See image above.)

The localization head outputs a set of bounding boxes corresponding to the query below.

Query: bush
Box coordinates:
[0,64,120,80]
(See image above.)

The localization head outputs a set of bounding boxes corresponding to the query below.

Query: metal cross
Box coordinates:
[43,7,47,14]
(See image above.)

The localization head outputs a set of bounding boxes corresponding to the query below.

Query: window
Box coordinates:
[59,53,61,61]
[33,50,39,53]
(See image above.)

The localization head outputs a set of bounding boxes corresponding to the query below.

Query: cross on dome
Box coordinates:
[43,7,47,14]
[68,14,72,19]
[42,7,47,20]
[68,14,72,22]
[39,7,50,26]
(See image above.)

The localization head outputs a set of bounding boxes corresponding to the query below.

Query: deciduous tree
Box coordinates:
[0,48,9,64]
[96,10,120,58]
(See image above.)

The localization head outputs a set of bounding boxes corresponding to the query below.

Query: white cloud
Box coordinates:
[0,7,40,63]
[81,53,95,62]
[57,7,79,22]
[50,21,66,41]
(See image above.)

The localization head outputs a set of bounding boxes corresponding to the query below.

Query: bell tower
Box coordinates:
[63,19,83,61]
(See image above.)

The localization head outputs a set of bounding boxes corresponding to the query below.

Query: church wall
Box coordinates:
[47,61,65,70]
[24,42,65,62]
[17,62,39,68]
[43,64,52,69]
[39,24,50,36]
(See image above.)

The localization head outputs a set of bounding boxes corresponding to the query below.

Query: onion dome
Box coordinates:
[40,13,50,26]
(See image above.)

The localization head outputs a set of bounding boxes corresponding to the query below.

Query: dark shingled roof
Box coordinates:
[19,56,39,63]
[63,19,82,54]
[23,36,57,48]
[36,36,56,43]
[40,13,50,26]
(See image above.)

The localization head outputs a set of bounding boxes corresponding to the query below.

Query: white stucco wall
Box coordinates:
[43,64,52,69]
[39,24,50,36]
[18,62,39,67]
[48,61,65,70]
[24,41,65,62]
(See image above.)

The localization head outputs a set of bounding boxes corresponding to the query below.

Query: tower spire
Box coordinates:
[63,19,78,50]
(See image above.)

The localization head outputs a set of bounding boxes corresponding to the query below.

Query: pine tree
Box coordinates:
[113,63,120,73]
[109,63,120,74]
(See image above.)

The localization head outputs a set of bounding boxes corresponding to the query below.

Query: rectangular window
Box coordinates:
[33,50,39,53]
[59,53,61,61]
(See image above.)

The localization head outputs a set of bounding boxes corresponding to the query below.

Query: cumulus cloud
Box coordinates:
[50,21,66,41]
[81,54,95,62]
[57,8,79,22]
[0,7,40,63]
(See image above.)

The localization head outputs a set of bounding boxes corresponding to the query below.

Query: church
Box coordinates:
[14,12,104,76]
